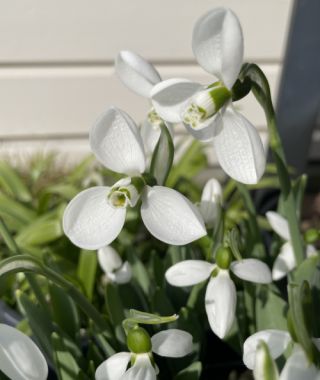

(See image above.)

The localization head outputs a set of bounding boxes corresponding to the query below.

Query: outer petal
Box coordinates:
[122,354,156,380]
[230,259,272,284]
[165,260,214,287]
[199,178,222,227]
[272,242,296,281]
[115,50,161,98]
[266,211,290,241]
[243,329,291,370]
[213,107,266,184]
[151,79,202,123]
[95,352,131,380]
[63,187,126,250]
[97,245,122,274]
[205,271,236,339]
[192,7,244,88]
[109,262,132,284]
[141,186,206,245]
[151,329,193,358]
[90,107,146,175]
[0,324,48,380]
[280,345,320,380]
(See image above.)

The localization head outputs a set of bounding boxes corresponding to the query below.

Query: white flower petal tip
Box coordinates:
[165,260,214,287]
[141,186,207,245]
[151,79,202,123]
[95,352,131,380]
[205,272,236,339]
[115,50,161,98]
[97,246,122,273]
[266,211,290,241]
[122,354,156,380]
[151,329,193,358]
[243,329,291,370]
[213,108,266,184]
[231,259,272,284]
[199,178,222,227]
[192,7,244,88]
[253,341,280,380]
[109,262,132,284]
[63,187,126,250]
[0,324,48,380]
[90,106,146,175]
[272,242,296,281]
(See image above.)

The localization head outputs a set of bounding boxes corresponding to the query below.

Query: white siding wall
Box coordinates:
[0,0,293,165]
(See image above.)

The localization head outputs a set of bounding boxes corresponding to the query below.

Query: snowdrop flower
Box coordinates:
[0,323,48,380]
[150,8,266,184]
[198,178,222,228]
[243,329,320,380]
[115,50,173,156]
[63,106,206,249]
[98,245,132,284]
[266,211,317,280]
[165,247,272,338]
[95,327,193,380]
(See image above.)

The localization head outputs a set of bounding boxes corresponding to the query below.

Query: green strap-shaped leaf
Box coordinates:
[77,250,97,301]
[150,123,174,185]
[174,362,202,380]
[0,193,36,223]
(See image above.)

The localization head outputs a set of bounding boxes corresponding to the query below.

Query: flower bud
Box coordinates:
[127,326,152,354]
[216,247,233,270]
[304,228,319,244]
[253,340,280,380]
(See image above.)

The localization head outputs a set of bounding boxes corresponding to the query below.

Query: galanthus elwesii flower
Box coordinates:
[266,211,317,280]
[198,178,222,228]
[243,329,320,380]
[0,323,48,380]
[165,247,272,338]
[63,106,206,249]
[115,50,173,156]
[98,245,132,284]
[150,7,266,184]
[95,327,193,380]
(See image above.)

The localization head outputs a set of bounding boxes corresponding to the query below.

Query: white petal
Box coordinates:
[205,271,236,339]
[280,345,320,380]
[122,354,156,380]
[266,211,291,241]
[184,113,220,141]
[140,120,161,156]
[0,324,48,380]
[192,7,243,88]
[97,245,122,274]
[231,259,272,284]
[141,186,207,245]
[306,244,317,258]
[95,352,131,380]
[253,341,280,380]
[199,178,222,227]
[115,50,161,98]
[63,187,126,250]
[213,107,266,184]
[165,260,214,287]
[90,107,146,175]
[243,329,291,370]
[151,329,193,358]
[272,242,296,281]
[109,262,132,284]
[151,79,202,123]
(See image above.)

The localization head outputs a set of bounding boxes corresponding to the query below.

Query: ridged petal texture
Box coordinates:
[0,324,48,380]
[213,107,266,184]
[115,50,161,98]
[90,107,146,175]
[141,186,206,245]
[205,271,236,338]
[63,187,126,250]
[192,7,244,89]
[165,260,214,287]
[95,352,131,380]
[151,329,193,358]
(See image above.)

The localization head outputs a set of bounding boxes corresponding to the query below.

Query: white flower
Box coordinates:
[150,8,266,184]
[63,107,206,249]
[98,245,132,284]
[243,329,320,380]
[165,252,271,339]
[266,211,317,280]
[95,329,193,380]
[0,323,48,380]
[198,178,222,228]
[115,50,173,156]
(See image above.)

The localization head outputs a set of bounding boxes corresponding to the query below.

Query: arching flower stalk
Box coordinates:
[63,106,206,249]
[165,247,272,338]
[98,245,132,284]
[115,50,173,156]
[150,8,266,184]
